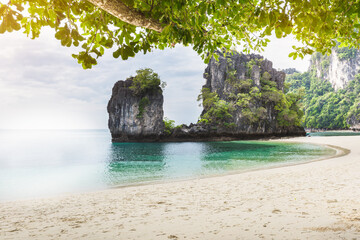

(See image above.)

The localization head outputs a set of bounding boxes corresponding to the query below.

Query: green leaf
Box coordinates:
[13,22,21,31]
[264,26,272,36]
[91,48,101,57]
[0,22,6,34]
[99,46,104,55]
[275,27,282,38]
[14,4,24,12]
[284,26,292,35]
[113,48,121,58]
[61,37,67,46]
[259,11,266,26]
[121,45,135,60]
[104,39,114,48]
[269,11,276,24]
[0,5,7,15]
[96,33,101,42]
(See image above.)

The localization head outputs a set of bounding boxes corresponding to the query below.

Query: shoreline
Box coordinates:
[107,141,347,192]
[1,136,359,239]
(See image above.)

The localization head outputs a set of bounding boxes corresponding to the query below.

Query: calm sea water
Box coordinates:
[308,131,360,137]
[0,130,335,201]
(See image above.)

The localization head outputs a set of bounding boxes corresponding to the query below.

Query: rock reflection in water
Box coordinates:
[106,143,167,185]
[105,141,292,185]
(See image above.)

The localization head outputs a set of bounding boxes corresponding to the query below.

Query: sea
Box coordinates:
[0,129,337,201]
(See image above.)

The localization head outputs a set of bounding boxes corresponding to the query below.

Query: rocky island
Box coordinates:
[108,51,305,142]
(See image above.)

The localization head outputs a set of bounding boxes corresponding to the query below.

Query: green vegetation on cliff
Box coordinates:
[198,58,303,128]
[130,68,166,95]
[286,44,360,129]
[130,68,166,119]
[286,70,360,129]
[197,88,235,126]
[137,96,150,119]
[311,43,359,80]
[163,117,176,135]
[336,45,358,60]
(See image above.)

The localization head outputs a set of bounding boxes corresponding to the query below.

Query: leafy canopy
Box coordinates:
[129,68,165,95]
[1,0,360,68]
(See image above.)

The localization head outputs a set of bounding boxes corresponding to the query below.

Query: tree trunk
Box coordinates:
[86,0,164,32]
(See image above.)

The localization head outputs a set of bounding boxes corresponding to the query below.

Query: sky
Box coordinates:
[0,28,311,129]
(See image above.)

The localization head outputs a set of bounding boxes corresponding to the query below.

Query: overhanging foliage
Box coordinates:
[1,0,360,69]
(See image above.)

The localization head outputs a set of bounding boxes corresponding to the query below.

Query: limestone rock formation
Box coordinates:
[107,78,164,142]
[307,47,360,129]
[197,51,304,136]
[108,52,305,142]
[311,48,360,90]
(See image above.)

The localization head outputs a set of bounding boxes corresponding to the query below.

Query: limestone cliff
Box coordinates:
[108,52,305,142]
[310,47,360,90]
[196,51,304,136]
[306,46,360,129]
[107,78,164,142]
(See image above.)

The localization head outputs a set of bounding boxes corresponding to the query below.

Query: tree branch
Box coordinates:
[86,0,164,32]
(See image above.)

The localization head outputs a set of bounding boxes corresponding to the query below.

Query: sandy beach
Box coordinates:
[1,136,359,239]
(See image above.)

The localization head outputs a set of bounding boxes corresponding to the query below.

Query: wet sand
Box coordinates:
[1,136,359,239]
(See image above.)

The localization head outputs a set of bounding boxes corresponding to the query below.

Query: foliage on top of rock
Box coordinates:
[130,68,166,96]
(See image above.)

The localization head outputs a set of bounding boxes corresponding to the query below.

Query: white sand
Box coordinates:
[1,136,359,239]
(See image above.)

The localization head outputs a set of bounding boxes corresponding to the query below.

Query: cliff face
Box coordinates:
[303,47,360,129]
[107,79,164,141]
[204,53,285,93]
[108,52,305,142]
[197,51,303,135]
[311,48,360,90]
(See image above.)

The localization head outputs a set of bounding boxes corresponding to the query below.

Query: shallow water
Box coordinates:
[0,130,336,201]
[308,131,360,137]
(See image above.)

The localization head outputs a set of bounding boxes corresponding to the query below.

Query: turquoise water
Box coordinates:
[308,131,360,137]
[0,130,335,201]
